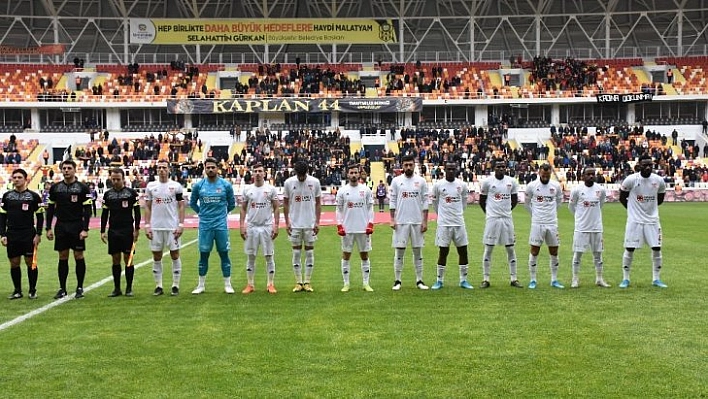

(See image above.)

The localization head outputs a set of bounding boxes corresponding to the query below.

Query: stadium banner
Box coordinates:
[166,98,422,114]
[0,44,65,55]
[596,93,653,103]
[130,18,398,45]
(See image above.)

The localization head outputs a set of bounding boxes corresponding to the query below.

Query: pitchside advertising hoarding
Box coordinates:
[129,18,398,45]
[166,98,423,114]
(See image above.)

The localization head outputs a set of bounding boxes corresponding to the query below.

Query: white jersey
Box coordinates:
[336,183,374,233]
[242,183,278,226]
[283,175,321,228]
[524,178,563,225]
[145,179,183,230]
[620,172,666,224]
[569,183,606,232]
[480,175,519,219]
[389,174,428,224]
[431,179,467,227]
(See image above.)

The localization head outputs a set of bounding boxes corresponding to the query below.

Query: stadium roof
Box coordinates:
[1,0,707,64]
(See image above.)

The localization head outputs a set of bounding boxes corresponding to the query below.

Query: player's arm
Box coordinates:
[555,183,563,210]
[239,193,248,238]
[335,192,344,225]
[282,196,291,229]
[619,189,629,209]
[143,199,152,230]
[45,201,55,230]
[431,184,440,214]
[0,200,7,238]
[420,180,429,231]
[176,193,186,228]
[657,180,666,206]
[133,193,141,231]
[271,190,280,232]
[479,181,488,213]
[314,186,322,230]
[189,181,200,214]
[366,189,375,235]
[100,206,109,234]
[568,189,578,214]
[523,184,532,213]
[226,183,236,213]
[82,186,92,232]
[35,206,44,237]
[388,182,397,224]
[510,181,519,210]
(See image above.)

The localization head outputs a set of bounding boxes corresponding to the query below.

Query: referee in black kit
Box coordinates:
[0,168,44,299]
[100,168,141,297]
[45,159,92,299]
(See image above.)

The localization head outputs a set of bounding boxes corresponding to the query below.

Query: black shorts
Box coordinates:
[6,230,35,259]
[54,221,86,252]
[108,228,135,255]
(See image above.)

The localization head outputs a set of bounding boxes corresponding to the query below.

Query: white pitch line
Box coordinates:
[0,238,198,332]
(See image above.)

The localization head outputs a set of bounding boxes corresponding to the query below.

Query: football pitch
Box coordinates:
[0,203,706,397]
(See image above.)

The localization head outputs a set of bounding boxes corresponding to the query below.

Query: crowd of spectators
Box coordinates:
[528,56,600,93]
[241,63,366,97]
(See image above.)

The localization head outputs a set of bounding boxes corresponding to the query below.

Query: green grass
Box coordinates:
[0,203,706,397]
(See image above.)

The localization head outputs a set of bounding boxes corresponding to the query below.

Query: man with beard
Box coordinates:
[568,167,610,288]
[524,163,564,289]
[430,162,472,290]
[190,157,236,294]
[479,159,523,288]
[619,155,667,288]
[389,154,430,291]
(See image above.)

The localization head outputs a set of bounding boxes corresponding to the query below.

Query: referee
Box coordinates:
[0,169,44,299]
[100,168,141,297]
[45,159,92,299]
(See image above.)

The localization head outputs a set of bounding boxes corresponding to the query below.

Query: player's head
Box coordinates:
[109,167,125,189]
[401,155,415,177]
[638,154,653,178]
[251,163,265,185]
[582,166,596,187]
[444,161,457,182]
[60,159,76,181]
[493,158,507,179]
[294,161,308,181]
[156,159,170,181]
[204,157,219,180]
[347,164,360,185]
[11,168,27,191]
[539,163,552,184]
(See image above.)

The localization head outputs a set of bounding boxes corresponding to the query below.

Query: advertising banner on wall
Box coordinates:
[166,97,422,114]
[0,44,65,55]
[130,18,398,45]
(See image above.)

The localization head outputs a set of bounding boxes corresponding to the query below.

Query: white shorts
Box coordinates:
[288,228,318,246]
[624,222,662,249]
[435,225,468,247]
[572,231,604,253]
[483,218,516,246]
[341,233,372,253]
[528,224,560,247]
[150,230,181,252]
[244,225,275,256]
[392,224,425,248]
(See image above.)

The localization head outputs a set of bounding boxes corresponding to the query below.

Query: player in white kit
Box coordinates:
[619,155,667,288]
[336,164,375,292]
[479,159,523,288]
[239,163,280,294]
[389,155,430,291]
[144,160,185,296]
[430,162,473,290]
[524,164,565,289]
[283,161,321,293]
[568,167,610,288]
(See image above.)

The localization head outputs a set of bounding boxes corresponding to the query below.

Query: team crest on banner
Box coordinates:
[378,22,394,42]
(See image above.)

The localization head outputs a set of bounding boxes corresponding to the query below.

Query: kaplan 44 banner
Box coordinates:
[167,98,422,114]
[130,18,397,45]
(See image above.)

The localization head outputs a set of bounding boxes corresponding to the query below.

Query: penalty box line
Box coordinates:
[0,238,198,333]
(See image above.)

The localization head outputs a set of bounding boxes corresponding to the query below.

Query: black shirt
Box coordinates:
[0,189,43,234]
[101,187,140,232]
[48,180,91,224]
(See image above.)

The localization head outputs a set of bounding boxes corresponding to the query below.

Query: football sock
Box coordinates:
[459,264,468,283]
[394,248,405,281]
[304,250,314,283]
[593,252,604,280]
[197,275,206,288]
[549,255,559,281]
[622,250,634,281]
[10,267,21,292]
[27,265,38,292]
[413,247,423,281]
[125,266,134,291]
[341,259,350,285]
[76,258,86,288]
[246,255,256,285]
[172,258,182,287]
[198,252,210,276]
[436,264,446,282]
[528,254,538,281]
[292,249,302,283]
[506,246,518,281]
[572,252,582,279]
[152,260,163,287]
[652,249,662,281]
[361,259,370,285]
[58,259,69,290]
[265,255,275,285]
[482,245,493,280]
[218,250,231,278]
[112,264,121,290]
